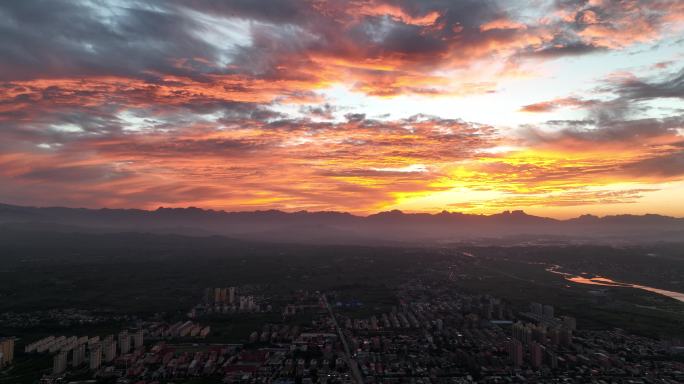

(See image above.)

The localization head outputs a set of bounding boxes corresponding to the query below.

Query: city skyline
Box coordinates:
[1,1,684,218]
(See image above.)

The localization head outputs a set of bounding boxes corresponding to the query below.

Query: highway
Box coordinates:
[321,294,364,384]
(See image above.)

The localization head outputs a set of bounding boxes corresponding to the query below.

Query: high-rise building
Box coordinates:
[547,327,560,345]
[529,342,543,369]
[228,286,236,304]
[72,343,86,367]
[89,344,102,370]
[132,329,144,350]
[199,326,210,338]
[53,350,68,374]
[214,287,221,305]
[532,324,547,343]
[25,336,53,353]
[102,336,116,362]
[0,338,14,367]
[118,330,130,355]
[543,305,554,320]
[62,336,77,352]
[239,295,257,311]
[48,336,66,353]
[507,339,523,367]
[546,350,558,369]
[530,302,543,317]
[512,322,532,345]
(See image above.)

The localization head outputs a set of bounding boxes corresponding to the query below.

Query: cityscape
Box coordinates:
[2,0,684,383]
[2,246,684,383]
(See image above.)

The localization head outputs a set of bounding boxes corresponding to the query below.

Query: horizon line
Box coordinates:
[2,201,682,221]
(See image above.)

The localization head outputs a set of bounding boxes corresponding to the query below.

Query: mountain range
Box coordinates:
[1,203,682,245]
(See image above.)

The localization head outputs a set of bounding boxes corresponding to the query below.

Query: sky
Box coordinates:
[0,0,683,218]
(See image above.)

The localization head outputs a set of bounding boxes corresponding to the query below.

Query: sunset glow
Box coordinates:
[1,0,683,217]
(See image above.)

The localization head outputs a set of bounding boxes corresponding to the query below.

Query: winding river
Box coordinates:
[546,265,684,302]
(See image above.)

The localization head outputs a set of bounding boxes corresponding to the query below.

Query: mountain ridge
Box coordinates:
[4,201,683,220]
[1,202,682,244]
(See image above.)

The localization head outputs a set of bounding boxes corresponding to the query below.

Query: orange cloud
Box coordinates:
[350,2,441,26]
[0,113,501,212]
[1,0,684,217]
[519,97,596,113]
[480,18,527,32]
[3,99,682,215]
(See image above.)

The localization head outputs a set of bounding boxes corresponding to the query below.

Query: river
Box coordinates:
[546,265,684,302]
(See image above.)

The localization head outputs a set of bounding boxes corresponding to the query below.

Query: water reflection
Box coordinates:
[546,265,684,302]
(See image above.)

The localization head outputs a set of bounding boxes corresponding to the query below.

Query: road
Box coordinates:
[321,294,364,384]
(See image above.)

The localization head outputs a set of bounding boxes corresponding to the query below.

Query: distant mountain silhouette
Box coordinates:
[0,203,682,244]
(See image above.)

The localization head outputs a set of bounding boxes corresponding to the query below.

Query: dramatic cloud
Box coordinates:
[550,0,684,49]
[0,112,499,211]
[604,67,684,101]
[623,152,684,178]
[0,0,683,216]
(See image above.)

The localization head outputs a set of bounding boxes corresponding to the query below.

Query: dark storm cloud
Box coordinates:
[0,1,217,81]
[1,0,680,85]
[623,152,684,177]
[521,41,605,58]
[19,164,131,183]
[543,67,684,129]
[521,115,684,146]
[609,67,684,101]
